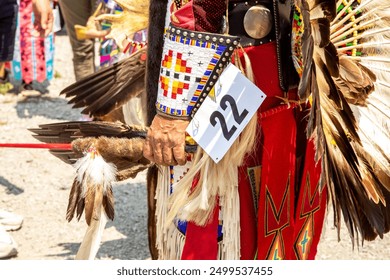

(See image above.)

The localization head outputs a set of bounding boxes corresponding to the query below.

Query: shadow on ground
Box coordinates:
[15,95,82,120]
[0,176,24,195]
[52,180,150,260]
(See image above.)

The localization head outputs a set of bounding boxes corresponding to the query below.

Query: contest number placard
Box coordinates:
[186,64,266,163]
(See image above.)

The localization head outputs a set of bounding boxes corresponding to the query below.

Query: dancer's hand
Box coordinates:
[32,0,53,37]
[143,114,189,166]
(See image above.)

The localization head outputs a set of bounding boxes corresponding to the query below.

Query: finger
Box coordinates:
[40,12,48,31]
[151,140,164,165]
[173,143,186,165]
[162,146,176,166]
[45,18,53,37]
[32,29,40,37]
[32,19,41,37]
[142,137,154,162]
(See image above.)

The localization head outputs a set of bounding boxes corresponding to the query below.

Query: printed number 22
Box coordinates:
[210,95,249,141]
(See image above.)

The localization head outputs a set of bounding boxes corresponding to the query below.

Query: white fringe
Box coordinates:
[154,46,257,260]
[220,171,241,260]
[155,166,169,259]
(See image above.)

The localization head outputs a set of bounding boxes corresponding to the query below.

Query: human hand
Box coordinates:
[143,114,189,166]
[32,0,53,37]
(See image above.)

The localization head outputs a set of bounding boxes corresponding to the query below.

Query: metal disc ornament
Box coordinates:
[243,5,273,39]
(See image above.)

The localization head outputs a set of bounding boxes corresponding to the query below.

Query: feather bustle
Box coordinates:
[297,0,390,244]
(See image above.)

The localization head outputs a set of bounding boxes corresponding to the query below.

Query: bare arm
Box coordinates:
[32,0,53,37]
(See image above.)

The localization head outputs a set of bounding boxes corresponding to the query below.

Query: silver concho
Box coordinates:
[243,5,273,39]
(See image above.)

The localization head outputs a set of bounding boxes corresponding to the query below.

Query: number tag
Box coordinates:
[186,63,266,163]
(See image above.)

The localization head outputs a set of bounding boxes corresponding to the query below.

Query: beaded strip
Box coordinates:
[156,23,240,119]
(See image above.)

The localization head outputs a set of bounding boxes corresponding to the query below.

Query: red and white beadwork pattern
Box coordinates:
[156,29,223,117]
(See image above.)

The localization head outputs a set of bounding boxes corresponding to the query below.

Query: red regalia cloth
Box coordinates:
[161,0,327,260]
[181,41,327,260]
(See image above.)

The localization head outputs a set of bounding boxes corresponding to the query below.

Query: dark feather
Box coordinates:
[76,195,85,222]
[298,0,390,244]
[298,0,314,100]
[102,187,115,221]
[312,18,330,47]
[48,150,81,165]
[61,47,147,118]
[66,179,82,222]
[334,56,375,106]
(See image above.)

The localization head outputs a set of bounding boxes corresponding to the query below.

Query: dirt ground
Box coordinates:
[0,33,389,260]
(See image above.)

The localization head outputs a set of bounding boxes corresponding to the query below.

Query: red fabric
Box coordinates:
[181,176,219,260]
[170,2,195,31]
[237,43,326,260]
[256,107,297,259]
[19,0,46,84]
[181,205,219,260]
[288,140,327,260]
[171,0,226,32]
[181,42,327,260]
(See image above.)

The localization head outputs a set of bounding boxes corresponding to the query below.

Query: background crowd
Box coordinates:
[0,0,133,259]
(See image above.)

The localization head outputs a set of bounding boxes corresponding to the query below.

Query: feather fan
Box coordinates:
[29,121,151,259]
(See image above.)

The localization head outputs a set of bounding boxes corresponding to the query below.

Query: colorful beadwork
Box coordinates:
[291,5,304,77]
[156,24,239,118]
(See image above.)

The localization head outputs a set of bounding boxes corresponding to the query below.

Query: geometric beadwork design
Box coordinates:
[156,23,240,119]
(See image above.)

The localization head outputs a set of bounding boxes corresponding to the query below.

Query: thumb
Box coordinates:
[40,11,48,30]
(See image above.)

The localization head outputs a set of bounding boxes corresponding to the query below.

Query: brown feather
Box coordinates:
[334,56,376,106]
[60,47,147,118]
[66,179,82,222]
[102,187,115,221]
[76,196,85,222]
[298,0,390,244]
[84,181,96,226]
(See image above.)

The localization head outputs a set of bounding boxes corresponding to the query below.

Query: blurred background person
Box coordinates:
[0,0,19,94]
[59,0,108,81]
[0,0,52,259]
[7,0,57,95]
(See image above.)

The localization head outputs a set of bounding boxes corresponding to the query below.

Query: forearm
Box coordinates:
[144,0,237,165]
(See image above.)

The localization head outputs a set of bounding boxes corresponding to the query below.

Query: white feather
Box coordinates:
[75,209,108,260]
[73,150,117,196]
[334,0,390,179]
[72,148,117,260]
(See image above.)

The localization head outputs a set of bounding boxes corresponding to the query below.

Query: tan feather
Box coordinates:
[84,180,97,226]
[75,205,108,260]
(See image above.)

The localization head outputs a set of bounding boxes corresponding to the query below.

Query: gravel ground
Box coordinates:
[0,33,389,260]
